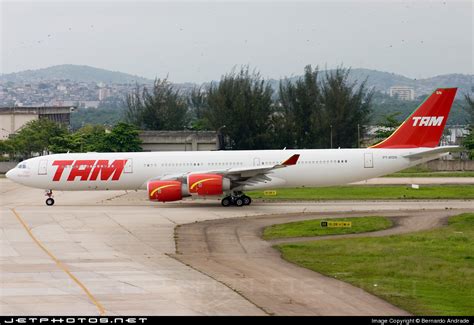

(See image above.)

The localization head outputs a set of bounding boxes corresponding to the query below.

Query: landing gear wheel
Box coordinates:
[221,197,231,207]
[46,198,55,206]
[235,197,244,207]
[242,195,252,205]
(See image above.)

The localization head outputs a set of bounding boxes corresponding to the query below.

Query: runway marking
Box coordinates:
[10,208,106,315]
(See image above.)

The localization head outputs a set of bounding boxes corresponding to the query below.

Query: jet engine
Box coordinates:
[187,174,230,196]
[148,180,183,202]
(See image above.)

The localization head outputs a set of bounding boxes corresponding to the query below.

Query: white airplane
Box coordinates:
[6,88,458,207]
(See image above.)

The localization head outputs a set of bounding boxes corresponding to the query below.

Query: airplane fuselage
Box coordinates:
[6,148,444,192]
[5,88,458,207]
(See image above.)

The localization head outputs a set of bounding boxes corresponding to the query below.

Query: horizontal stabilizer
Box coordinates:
[403,146,460,159]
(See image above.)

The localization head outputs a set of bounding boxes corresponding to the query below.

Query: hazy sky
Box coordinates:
[1,0,472,83]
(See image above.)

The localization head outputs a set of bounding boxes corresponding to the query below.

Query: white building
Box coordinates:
[441,125,470,146]
[389,86,415,101]
[0,106,74,140]
[99,88,111,101]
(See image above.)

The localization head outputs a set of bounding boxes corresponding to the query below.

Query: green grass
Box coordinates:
[384,165,474,177]
[248,185,474,201]
[276,213,474,316]
[385,171,474,178]
[263,216,393,240]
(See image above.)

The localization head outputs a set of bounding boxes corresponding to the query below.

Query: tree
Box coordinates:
[125,84,144,127]
[125,79,189,130]
[463,132,474,159]
[277,65,322,148]
[100,122,142,152]
[320,67,373,148]
[465,93,474,125]
[0,139,15,157]
[48,134,79,153]
[462,94,474,159]
[35,123,142,154]
[74,125,108,152]
[202,66,274,149]
[373,112,402,141]
[188,86,211,130]
[277,65,373,149]
[49,125,109,153]
[9,119,69,158]
[70,106,126,130]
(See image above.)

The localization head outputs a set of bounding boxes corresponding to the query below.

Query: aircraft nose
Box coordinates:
[5,168,14,179]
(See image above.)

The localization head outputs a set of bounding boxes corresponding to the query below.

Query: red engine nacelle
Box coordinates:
[188,173,229,196]
[148,180,183,202]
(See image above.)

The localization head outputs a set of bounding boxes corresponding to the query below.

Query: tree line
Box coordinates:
[463,94,474,158]
[1,65,472,159]
[125,65,373,150]
[0,119,142,160]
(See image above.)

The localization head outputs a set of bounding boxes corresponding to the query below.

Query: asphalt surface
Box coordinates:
[0,178,472,315]
[173,209,471,316]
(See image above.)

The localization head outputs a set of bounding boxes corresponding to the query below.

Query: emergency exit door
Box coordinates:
[38,159,48,175]
[364,153,373,168]
[124,158,133,173]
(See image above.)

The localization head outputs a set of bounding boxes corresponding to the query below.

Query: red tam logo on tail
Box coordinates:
[371,88,457,149]
[412,116,444,127]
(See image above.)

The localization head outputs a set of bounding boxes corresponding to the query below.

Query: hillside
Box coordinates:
[0,64,152,84]
[272,68,473,97]
[1,65,471,100]
[2,65,472,95]
[348,69,472,96]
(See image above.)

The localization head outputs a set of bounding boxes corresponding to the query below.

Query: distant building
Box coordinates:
[99,88,111,101]
[139,131,218,151]
[0,106,74,140]
[78,101,100,108]
[441,125,470,146]
[389,86,415,101]
[51,100,100,108]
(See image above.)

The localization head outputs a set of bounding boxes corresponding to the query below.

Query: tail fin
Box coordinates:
[371,88,457,148]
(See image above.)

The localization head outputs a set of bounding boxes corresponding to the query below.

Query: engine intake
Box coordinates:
[188,173,230,196]
[148,180,183,202]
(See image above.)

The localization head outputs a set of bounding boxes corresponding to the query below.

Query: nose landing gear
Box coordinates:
[45,190,54,206]
[221,192,252,207]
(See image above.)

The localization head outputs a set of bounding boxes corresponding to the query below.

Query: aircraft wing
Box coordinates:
[402,146,460,159]
[158,154,300,186]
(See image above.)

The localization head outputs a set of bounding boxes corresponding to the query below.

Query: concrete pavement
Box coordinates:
[0,178,472,315]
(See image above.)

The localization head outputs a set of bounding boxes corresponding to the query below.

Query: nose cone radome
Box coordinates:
[5,168,14,180]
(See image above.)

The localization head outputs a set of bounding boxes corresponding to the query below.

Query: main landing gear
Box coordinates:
[221,192,252,207]
[45,190,55,206]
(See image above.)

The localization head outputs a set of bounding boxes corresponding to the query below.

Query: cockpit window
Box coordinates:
[17,163,27,169]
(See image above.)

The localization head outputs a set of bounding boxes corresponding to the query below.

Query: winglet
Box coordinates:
[281,154,300,166]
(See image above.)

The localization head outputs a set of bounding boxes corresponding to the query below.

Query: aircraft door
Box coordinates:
[364,153,374,168]
[38,159,48,175]
[124,158,133,173]
[253,158,261,166]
